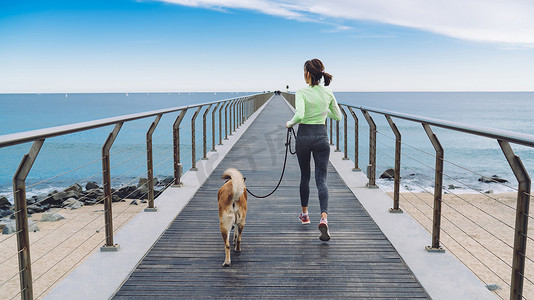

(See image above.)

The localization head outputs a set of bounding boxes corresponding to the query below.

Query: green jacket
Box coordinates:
[287,85,342,127]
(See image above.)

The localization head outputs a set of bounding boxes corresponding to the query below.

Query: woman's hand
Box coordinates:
[285,121,294,128]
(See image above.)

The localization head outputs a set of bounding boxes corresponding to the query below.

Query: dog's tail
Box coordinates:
[222,168,245,202]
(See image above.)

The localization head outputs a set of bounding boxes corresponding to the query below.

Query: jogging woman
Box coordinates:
[286,58,342,241]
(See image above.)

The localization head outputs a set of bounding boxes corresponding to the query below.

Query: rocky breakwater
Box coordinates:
[0,176,173,234]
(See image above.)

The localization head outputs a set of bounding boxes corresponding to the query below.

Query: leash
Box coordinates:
[246,127,297,198]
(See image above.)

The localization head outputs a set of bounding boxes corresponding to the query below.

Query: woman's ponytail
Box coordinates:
[323,72,332,86]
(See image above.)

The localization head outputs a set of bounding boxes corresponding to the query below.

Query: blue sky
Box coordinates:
[1,0,533,92]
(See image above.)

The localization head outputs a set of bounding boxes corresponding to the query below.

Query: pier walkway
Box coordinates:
[113,95,428,299]
[46,95,495,299]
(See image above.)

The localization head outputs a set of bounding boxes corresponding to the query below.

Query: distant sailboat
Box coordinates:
[65,93,68,98]
[126,92,129,96]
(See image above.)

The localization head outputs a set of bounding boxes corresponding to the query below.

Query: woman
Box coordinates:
[286,58,342,241]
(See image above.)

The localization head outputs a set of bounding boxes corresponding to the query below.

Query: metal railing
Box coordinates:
[283,93,533,300]
[0,92,273,299]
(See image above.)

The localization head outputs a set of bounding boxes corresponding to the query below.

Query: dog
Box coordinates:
[218,168,247,266]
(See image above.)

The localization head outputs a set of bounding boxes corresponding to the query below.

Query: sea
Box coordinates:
[1,92,533,203]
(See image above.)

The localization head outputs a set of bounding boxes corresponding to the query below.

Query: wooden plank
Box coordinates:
[112,96,430,299]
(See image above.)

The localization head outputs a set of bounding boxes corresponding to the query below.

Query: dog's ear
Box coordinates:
[243,177,247,182]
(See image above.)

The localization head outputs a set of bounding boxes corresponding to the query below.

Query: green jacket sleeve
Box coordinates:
[327,94,342,121]
[288,91,305,126]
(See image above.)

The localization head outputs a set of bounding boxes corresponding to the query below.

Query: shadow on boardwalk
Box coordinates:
[113,96,429,299]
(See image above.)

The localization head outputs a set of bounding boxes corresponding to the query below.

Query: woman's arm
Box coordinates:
[286,91,305,127]
[327,95,342,121]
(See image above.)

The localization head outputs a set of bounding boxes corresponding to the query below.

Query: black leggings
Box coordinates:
[296,124,330,214]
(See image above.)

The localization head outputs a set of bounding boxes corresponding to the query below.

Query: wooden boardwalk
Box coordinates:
[113,95,430,299]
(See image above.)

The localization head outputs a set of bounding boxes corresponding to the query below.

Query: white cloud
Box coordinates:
[158,0,534,45]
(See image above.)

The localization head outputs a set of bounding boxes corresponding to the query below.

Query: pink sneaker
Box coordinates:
[299,213,310,224]
[318,218,330,241]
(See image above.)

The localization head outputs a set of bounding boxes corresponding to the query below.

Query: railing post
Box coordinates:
[173,109,187,186]
[335,116,341,152]
[362,110,378,188]
[347,107,360,171]
[232,99,237,132]
[219,101,226,145]
[340,105,349,160]
[224,100,230,140]
[228,100,234,135]
[386,115,403,213]
[211,102,221,152]
[13,139,44,300]
[145,115,161,212]
[498,140,531,300]
[422,123,445,253]
[190,106,202,171]
[202,104,212,159]
[101,122,122,251]
[238,99,244,126]
[241,98,246,124]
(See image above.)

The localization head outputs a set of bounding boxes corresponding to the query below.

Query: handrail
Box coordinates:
[350,105,534,148]
[337,101,533,300]
[0,94,264,148]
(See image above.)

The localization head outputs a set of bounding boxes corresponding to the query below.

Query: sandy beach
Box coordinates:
[393,191,534,300]
[0,200,145,299]
[1,192,533,299]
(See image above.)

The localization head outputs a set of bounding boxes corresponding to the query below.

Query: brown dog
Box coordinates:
[218,168,247,266]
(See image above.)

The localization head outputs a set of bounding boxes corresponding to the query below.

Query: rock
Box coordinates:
[68,201,83,210]
[112,194,122,203]
[379,168,396,179]
[485,190,494,194]
[486,284,501,291]
[27,204,45,214]
[41,195,63,207]
[27,196,38,205]
[130,199,138,205]
[448,185,456,190]
[478,175,508,183]
[83,189,104,202]
[50,190,79,203]
[62,198,79,207]
[138,178,158,188]
[2,220,39,234]
[41,212,65,222]
[63,197,83,209]
[0,197,11,209]
[85,181,100,190]
[0,209,14,219]
[116,186,137,199]
[126,190,139,200]
[158,176,174,187]
[64,183,82,193]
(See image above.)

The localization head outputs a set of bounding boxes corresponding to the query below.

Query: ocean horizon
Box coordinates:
[1,91,534,202]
